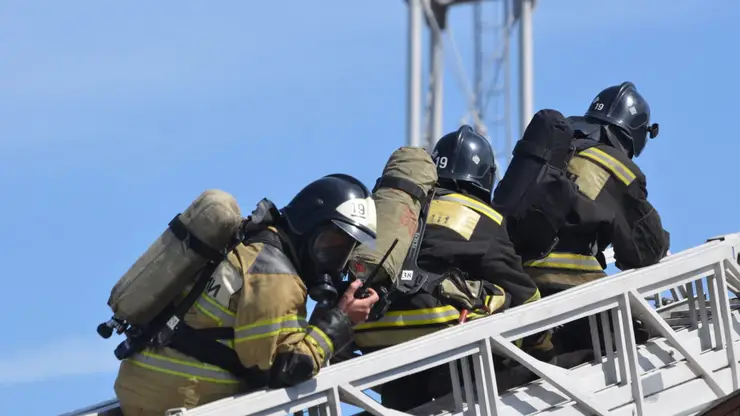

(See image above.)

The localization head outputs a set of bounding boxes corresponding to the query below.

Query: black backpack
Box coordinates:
[492,109,597,261]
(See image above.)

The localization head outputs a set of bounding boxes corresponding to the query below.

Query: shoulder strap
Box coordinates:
[243,228,284,251]
[374,176,427,204]
[368,188,441,320]
[113,259,221,361]
[390,188,443,296]
[168,214,225,262]
[572,137,600,153]
[169,325,270,389]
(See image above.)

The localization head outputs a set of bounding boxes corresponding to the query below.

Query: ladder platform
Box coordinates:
[409,310,740,415]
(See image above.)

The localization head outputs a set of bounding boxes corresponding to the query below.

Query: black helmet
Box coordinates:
[432,125,497,201]
[280,174,377,306]
[584,82,659,158]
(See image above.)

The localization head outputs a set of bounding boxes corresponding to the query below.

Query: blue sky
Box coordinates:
[0,0,738,415]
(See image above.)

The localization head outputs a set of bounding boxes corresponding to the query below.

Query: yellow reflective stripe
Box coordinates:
[305,325,334,356]
[354,327,446,348]
[577,147,636,186]
[129,351,240,384]
[218,339,235,349]
[234,314,307,343]
[353,306,459,330]
[524,288,541,304]
[524,252,603,271]
[436,193,503,225]
[194,294,236,327]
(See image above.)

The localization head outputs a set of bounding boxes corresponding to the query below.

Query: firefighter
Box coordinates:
[114,174,380,416]
[524,81,670,354]
[352,126,543,412]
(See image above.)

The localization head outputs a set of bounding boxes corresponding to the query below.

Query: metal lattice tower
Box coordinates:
[406,0,536,174]
[473,0,512,169]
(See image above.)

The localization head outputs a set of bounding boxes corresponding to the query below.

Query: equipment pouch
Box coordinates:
[437,270,485,311]
[480,282,509,314]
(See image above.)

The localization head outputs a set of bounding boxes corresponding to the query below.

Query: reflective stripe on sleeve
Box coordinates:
[436,193,503,225]
[577,147,637,186]
[524,252,603,271]
[354,326,449,348]
[193,294,236,327]
[129,351,240,384]
[305,325,334,357]
[234,314,308,343]
[353,306,460,330]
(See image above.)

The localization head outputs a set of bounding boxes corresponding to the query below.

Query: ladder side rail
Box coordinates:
[58,399,121,416]
[177,233,740,416]
[604,246,688,306]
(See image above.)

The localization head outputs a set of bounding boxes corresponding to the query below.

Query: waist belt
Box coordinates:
[523,252,603,272]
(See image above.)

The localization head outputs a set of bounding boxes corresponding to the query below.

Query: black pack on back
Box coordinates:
[492,109,582,261]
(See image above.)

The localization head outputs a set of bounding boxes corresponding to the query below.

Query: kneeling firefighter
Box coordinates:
[509,82,670,355]
[351,126,542,412]
[109,174,380,416]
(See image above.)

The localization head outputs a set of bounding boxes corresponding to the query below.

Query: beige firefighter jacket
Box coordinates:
[114,227,344,415]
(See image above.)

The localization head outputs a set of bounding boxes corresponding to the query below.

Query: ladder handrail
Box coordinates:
[58,398,120,416]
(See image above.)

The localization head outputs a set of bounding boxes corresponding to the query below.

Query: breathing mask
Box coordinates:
[303,223,359,307]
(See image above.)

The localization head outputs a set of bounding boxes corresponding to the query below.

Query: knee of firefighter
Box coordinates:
[438,278,485,310]
[525,268,606,294]
[114,360,243,414]
[483,283,510,314]
[115,373,201,412]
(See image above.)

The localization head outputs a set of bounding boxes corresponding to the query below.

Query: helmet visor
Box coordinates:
[332,219,376,249]
[310,224,359,273]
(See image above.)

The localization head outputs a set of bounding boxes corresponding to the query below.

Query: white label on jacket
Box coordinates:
[206,261,243,307]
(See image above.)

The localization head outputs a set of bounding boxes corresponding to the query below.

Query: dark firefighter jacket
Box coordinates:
[523,142,671,284]
[353,188,540,351]
[114,227,353,416]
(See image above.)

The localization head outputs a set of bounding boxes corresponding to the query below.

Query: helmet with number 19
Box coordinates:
[431,125,497,202]
[578,81,659,158]
[280,174,377,305]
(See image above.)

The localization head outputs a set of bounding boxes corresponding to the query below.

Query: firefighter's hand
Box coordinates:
[337,279,379,324]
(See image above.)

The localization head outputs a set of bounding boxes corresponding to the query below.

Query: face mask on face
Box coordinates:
[304,224,358,307]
